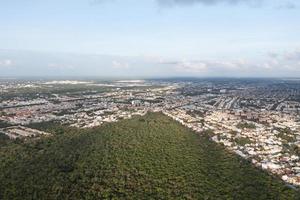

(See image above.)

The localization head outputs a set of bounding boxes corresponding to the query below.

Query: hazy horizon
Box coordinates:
[1,0,300,77]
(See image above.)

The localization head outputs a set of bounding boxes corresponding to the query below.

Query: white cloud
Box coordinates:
[165,50,300,76]
[282,51,300,60]
[276,1,297,9]
[157,0,298,9]
[265,50,300,71]
[173,59,252,74]
[112,60,130,69]
[157,0,264,7]
[0,59,13,67]
[175,60,207,72]
[48,63,75,70]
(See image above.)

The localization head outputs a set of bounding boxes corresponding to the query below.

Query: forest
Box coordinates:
[0,113,299,199]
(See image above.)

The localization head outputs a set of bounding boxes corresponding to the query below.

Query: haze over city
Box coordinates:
[1,0,300,77]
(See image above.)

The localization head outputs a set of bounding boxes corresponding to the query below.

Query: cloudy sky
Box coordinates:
[0,0,300,77]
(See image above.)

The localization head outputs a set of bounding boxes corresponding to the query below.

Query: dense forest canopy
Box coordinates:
[0,113,299,199]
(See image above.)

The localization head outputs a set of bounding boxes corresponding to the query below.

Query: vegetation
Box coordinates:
[0,132,10,146]
[0,84,110,101]
[0,120,12,128]
[277,127,296,143]
[235,137,252,146]
[0,113,299,199]
[237,122,256,129]
[230,130,238,135]
[288,144,300,157]
[186,110,205,118]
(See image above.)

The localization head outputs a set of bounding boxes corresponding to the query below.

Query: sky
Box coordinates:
[0,0,300,77]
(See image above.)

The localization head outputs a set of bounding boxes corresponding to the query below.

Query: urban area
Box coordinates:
[1,78,300,187]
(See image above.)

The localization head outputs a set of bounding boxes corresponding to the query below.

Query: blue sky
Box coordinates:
[0,0,300,77]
